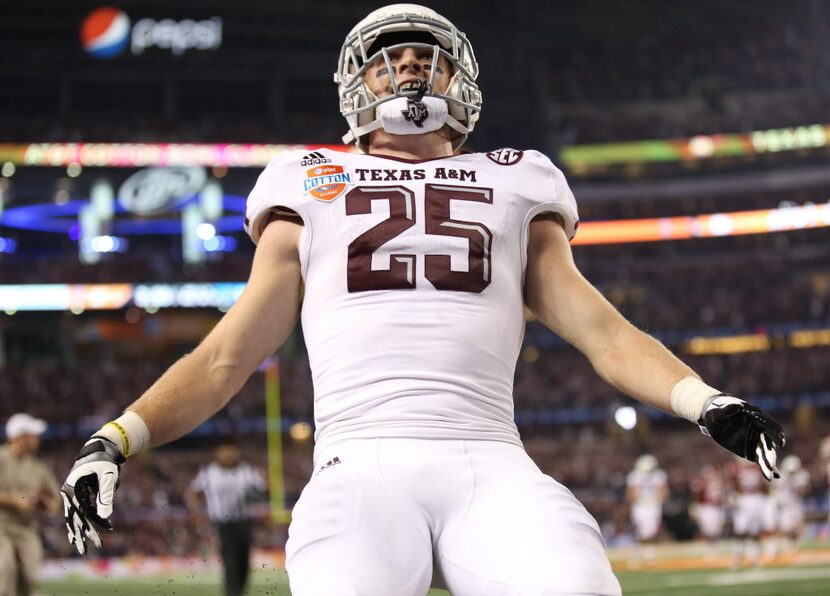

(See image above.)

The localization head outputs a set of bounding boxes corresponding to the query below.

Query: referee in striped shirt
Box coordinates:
[187,437,266,596]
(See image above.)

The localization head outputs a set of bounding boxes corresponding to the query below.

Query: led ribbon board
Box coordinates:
[0,283,246,312]
[573,201,830,245]
[0,144,355,168]
[561,124,829,171]
[0,127,825,170]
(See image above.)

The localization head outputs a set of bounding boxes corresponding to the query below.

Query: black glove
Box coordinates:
[698,395,786,481]
[61,437,125,555]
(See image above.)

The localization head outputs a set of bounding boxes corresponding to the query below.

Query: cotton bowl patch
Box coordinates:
[303,165,352,202]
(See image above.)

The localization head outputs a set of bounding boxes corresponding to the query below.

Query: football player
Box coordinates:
[626,455,669,544]
[769,455,810,555]
[727,456,772,567]
[691,464,727,544]
[61,5,785,595]
[626,454,668,566]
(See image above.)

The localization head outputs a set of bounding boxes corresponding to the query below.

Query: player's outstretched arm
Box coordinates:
[62,215,303,554]
[524,214,784,479]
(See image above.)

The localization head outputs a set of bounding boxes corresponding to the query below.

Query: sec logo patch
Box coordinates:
[486,148,524,166]
[303,165,353,202]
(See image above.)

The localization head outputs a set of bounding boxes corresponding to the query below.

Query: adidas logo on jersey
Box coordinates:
[314,456,341,476]
[300,151,332,166]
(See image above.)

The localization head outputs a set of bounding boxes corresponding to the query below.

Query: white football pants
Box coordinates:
[630,503,662,542]
[693,504,725,539]
[286,438,621,595]
[732,494,769,536]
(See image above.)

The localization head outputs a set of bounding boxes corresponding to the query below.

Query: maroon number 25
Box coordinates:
[346,184,493,294]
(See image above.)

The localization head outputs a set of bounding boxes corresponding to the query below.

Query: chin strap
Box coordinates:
[342,120,384,145]
[444,115,469,134]
[343,97,470,145]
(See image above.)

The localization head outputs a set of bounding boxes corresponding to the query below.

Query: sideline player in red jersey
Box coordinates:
[727,457,772,567]
[61,5,785,594]
[692,464,727,544]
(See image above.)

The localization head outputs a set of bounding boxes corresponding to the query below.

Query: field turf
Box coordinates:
[37,563,830,595]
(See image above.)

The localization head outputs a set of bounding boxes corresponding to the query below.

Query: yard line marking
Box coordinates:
[623,565,830,593]
[707,566,830,586]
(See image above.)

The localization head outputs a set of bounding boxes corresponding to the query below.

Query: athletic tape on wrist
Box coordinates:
[104,421,131,456]
[670,376,722,424]
[94,411,150,458]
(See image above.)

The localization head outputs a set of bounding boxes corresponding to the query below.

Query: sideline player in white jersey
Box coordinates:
[727,457,772,567]
[626,455,668,567]
[626,455,668,544]
[60,5,786,594]
[769,455,810,554]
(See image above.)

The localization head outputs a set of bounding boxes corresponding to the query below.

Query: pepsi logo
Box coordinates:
[81,7,131,59]
[80,8,223,58]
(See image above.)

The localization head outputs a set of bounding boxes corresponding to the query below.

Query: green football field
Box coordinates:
[37,563,830,595]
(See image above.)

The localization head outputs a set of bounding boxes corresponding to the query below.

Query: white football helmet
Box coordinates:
[781,455,801,474]
[635,454,658,472]
[335,4,482,151]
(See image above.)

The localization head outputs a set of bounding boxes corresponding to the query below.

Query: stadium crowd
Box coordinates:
[553,23,821,103]
[549,21,829,143]
[26,422,830,558]
[2,340,828,431]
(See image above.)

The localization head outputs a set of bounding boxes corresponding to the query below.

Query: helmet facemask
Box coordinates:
[335,8,482,152]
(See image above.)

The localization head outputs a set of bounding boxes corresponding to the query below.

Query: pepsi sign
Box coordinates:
[80,7,131,59]
[81,7,222,59]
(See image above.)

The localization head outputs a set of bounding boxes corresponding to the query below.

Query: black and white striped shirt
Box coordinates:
[191,462,266,523]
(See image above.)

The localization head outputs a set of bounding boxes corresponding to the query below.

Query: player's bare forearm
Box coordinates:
[584,315,697,413]
[129,216,303,446]
[525,215,696,413]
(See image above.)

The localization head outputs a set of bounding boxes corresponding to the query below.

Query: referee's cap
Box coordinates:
[5,413,47,440]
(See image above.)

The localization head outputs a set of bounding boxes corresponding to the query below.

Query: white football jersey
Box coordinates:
[626,469,668,506]
[246,148,578,452]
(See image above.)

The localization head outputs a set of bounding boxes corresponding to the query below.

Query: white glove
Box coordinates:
[60,437,124,555]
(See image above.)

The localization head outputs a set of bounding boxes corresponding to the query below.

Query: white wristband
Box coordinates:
[670,377,722,424]
[93,411,151,458]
